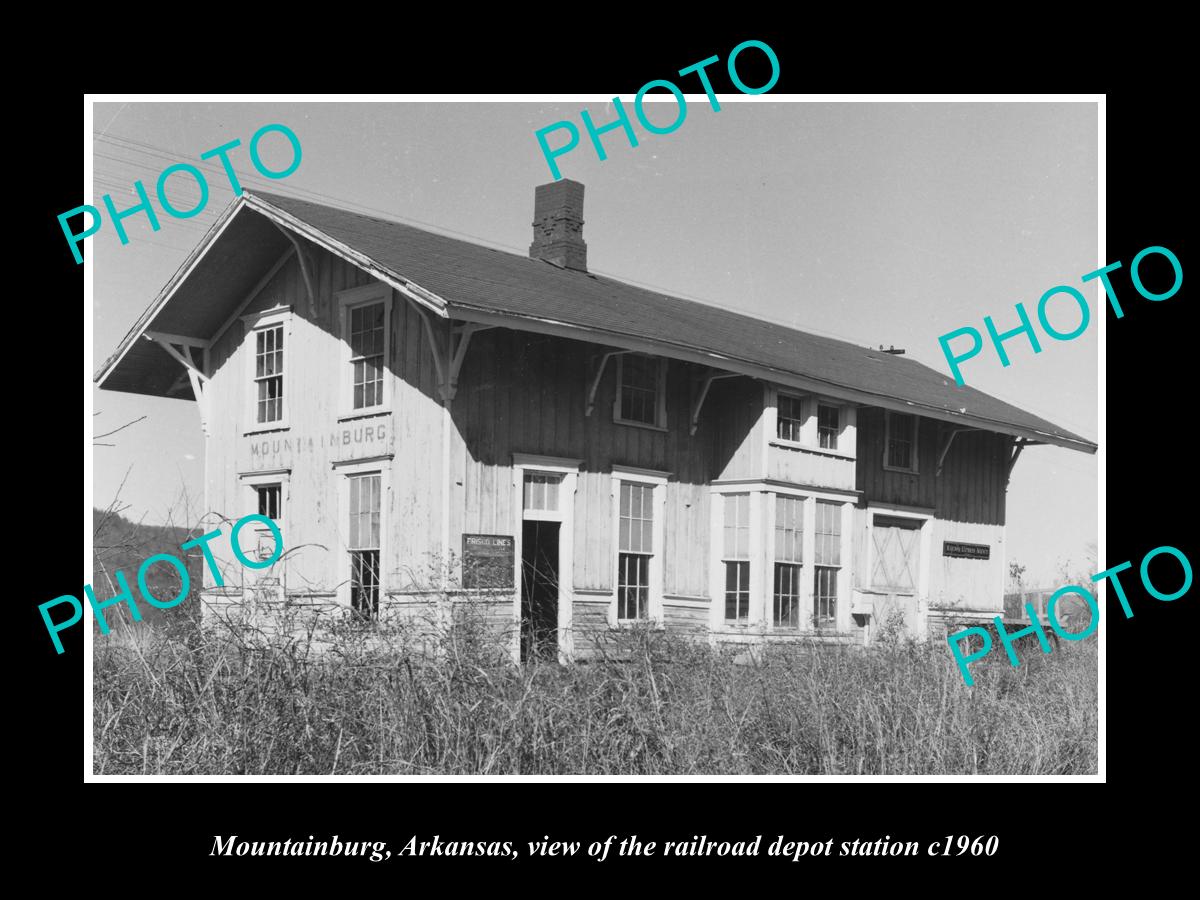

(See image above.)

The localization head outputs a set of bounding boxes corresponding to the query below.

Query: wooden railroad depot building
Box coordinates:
[97,181,1097,661]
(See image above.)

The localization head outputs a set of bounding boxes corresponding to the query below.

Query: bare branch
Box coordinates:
[94,415,147,442]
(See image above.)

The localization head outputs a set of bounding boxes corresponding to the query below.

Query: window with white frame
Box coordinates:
[243,308,291,431]
[347,472,381,620]
[338,285,392,415]
[349,302,385,409]
[615,354,666,428]
[256,484,282,521]
[240,471,289,568]
[773,495,804,628]
[723,493,751,622]
[813,500,841,628]
[523,472,562,515]
[777,394,805,443]
[885,411,919,472]
[817,403,840,450]
[617,481,654,620]
[254,322,284,424]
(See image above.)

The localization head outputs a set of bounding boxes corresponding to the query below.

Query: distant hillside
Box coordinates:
[92,508,203,636]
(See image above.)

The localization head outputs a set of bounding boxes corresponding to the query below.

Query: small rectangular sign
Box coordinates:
[943,541,990,560]
[462,534,515,588]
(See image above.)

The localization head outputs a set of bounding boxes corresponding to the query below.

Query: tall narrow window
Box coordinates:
[256,484,281,521]
[254,324,284,424]
[813,500,841,629]
[886,412,918,471]
[348,472,381,619]
[723,493,751,622]
[773,496,804,627]
[350,301,385,410]
[818,404,840,450]
[777,394,805,442]
[615,354,665,427]
[617,481,653,620]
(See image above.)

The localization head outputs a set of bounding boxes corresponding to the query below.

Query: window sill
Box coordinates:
[613,417,668,433]
[611,619,666,631]
[882,464,920,475]
[243,423,291,437]
[337,408,392,424]
[769,439,855,461]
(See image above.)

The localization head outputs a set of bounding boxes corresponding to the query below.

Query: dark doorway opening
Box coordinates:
[521,521,560,663]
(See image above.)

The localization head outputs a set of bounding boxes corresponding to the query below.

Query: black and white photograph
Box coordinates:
[85,97,1100,778]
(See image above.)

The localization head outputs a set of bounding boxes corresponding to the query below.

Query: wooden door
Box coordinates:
[870,514,923,636]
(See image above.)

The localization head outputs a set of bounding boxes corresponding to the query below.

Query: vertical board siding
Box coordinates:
[452,332,716,596]
[204,245,445,612]
[708,379,763,480]
[203,243,1015,641]
[855,410,1009,615]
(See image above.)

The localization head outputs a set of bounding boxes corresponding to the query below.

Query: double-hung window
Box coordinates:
[337,284,392,416]
[817,404,840,450]
[614,354,667,428]
[244,308,291,430]
[773,495,804,627]
[617,481,653,621]
[255,326,284,424]
[349,302,385,410]
[777,394,805,443]
[813,500,841,628]
[347,472,381,620]
[723,493,751,622]
[885,411,918,472]
[611,467,666,625]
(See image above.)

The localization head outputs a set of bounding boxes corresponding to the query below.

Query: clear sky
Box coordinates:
[90,99,1098,586]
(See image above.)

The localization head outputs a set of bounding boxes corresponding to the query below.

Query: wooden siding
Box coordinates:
[203,246,445,605]
[768,444,855,491]
[196,240,1016,647]
[450,331,726,598]
[663,601,709,634]
[854,411,1010,617]
[929,520,1005,613]
[707,378,763,481]
[857,410,1008,526]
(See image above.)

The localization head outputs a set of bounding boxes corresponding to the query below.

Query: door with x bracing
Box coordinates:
[869,514,923,636]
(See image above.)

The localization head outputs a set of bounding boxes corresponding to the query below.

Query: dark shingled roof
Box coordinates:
[248,191,1095,453]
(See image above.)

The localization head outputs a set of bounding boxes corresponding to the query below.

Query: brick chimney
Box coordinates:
[529,179,587,272]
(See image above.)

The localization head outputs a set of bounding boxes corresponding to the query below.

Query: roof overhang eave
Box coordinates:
[448,304,1099,455]
[94,194,249,387]
[94,193,455,390]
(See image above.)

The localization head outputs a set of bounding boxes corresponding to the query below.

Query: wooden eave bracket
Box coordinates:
[690,371,739,435]
[275,224,318,318]
[935,426,982,476]
[586,350,628,417]
[1005,438,1029,486]
[446,323,492,401]
[145,331,211,435]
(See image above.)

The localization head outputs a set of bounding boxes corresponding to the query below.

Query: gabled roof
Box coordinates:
[96,190,1097,454]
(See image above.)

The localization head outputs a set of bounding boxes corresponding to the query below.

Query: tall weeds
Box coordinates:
[93,603,1097,776]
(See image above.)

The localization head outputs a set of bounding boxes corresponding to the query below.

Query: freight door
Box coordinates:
[869,514,923,637]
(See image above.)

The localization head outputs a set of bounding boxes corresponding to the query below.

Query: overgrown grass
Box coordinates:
[93,605,1097,775]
